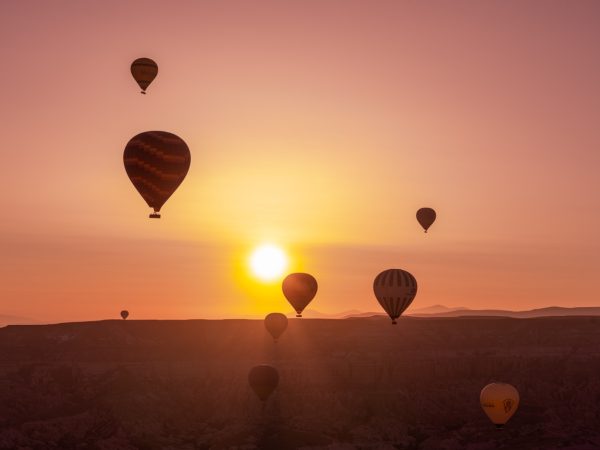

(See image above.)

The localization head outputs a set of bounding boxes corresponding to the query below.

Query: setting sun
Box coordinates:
[249,244,288,281]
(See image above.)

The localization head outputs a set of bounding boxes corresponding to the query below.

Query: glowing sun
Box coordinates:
[249,244,288,281]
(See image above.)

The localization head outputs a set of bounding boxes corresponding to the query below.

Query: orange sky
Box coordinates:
[1,1,599,322]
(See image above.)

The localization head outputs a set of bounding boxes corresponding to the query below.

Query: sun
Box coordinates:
[249,244,288,281]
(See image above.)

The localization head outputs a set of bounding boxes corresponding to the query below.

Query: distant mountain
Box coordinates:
[6,306,600,325]
[407,304,468,315]
[294,309,366,319]
[408,306,600,318]
[336,305,600,319]
[339,305,471,319]
[305,306,471,320]
[341,311,386,319]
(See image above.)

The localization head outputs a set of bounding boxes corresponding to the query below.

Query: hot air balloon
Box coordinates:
[480,383,520,429]
[130,58,158,94]
[416,207,436,233]
[282,273,318,317]
[373,269,418,325]
[248,364,279,402]
[264,313,288,343]
[120,310,129,320]
[123,131,191,218]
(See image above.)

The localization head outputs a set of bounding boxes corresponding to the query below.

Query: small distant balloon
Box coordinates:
[282,273,318,317]
[131,58,158,94]
[120,310,129,320]
[416,207,436,233]
[123,131,191,218]
[264,313,288,343]
[373,269,418,325]
[480,383,520,429]
[248,364,279,402]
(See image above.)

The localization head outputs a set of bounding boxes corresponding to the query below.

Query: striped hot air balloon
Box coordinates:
[130,58,158,94]
[123,131,191,218]
[373,269,418,324]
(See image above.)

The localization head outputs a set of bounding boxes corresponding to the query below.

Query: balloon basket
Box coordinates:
[149,212,161,219]
[296,314,302,318]
[140,91,146,95]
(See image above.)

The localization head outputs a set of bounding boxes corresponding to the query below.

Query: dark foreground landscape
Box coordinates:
[1,316,600,450]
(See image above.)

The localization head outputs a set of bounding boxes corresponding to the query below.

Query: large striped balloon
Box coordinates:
[373,269,418,324]
[130,58,158,94]
[123,131,191,218]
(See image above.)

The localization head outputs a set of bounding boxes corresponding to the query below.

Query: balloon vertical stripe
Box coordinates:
[373,269,418,324]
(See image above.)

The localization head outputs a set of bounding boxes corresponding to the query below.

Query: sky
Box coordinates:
[1,0,599,322]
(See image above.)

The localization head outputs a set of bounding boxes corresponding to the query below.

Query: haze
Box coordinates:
[1,1,599,323]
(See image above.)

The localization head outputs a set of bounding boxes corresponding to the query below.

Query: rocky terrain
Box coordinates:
[1,316,600,449]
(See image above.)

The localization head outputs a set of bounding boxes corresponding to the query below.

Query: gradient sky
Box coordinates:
[1,1,599,322]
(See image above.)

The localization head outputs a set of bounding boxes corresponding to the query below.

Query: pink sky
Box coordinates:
[1,1,599,322]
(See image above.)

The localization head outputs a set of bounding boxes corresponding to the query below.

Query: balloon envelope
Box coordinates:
[480,383,520,428]
[264,313,288,342]
[282,273,318,317]
[120,310,129,320]
[248,364,279,402]
[123,131,191,218]
[131,58,158,93]
[373,269,418,324]
[416,207,436,233]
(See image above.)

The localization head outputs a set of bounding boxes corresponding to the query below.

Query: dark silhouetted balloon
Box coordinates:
[282,273,318,317]
[373,269,418,324]
[248,364,279,402]
[416,207,436,233]
[131,58,158,94]
[264,313,288,342]
[120,310,129,320]
[480,383,520,429]
[123,131,191,218]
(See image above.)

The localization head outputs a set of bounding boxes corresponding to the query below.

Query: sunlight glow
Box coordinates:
[249,244,288,281]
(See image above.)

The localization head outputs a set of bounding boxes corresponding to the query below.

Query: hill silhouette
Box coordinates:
[405,306,600,318]
[295,305,600,320]
[1,317,600,449]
